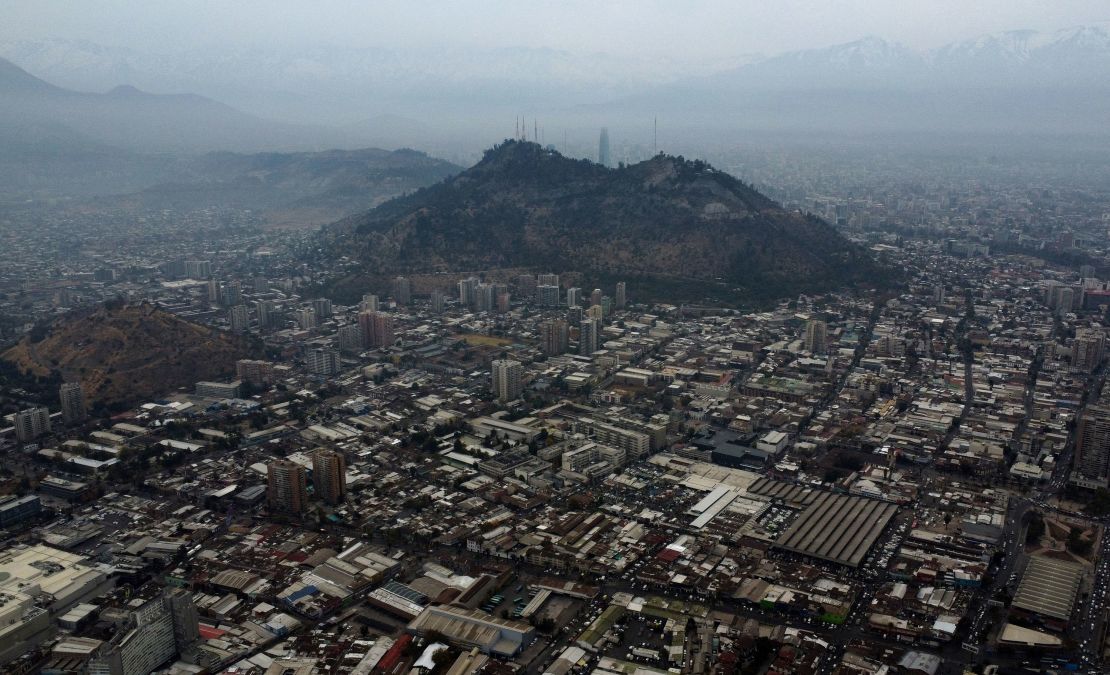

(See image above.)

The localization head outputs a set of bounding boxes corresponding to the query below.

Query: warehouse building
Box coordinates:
[773,491,898,567]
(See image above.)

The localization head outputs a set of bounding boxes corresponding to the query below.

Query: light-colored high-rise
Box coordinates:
[296,307,317,330]
[491,359,524,402]
[458,277,479,308]
[14,407,51,442]
[312,449,347,505]
[804,319,828,355]
[615,282,626,309]
[228,304,250,332]
[537,284,560,307]
[579,318,600,356]
[59,382,86,425]
[306,348,340,376]
[430,289,445,313]
[566,287,581,308]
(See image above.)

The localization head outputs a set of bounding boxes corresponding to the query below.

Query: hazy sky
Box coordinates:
[4,0,1109,61]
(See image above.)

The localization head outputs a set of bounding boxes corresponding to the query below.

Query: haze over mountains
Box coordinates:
[3,23,1110,153]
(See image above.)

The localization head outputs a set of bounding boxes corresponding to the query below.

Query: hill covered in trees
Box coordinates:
[321,141,890,305]
[1,302,248,412]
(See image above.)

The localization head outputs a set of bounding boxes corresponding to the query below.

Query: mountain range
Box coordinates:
[4,25,1110,145]
[0,55,340,154]
[321,141,888,305]
[104,148,461,226]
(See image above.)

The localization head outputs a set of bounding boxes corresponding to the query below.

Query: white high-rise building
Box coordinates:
[14,407,51,442]
[296,308,317,330]
[491,359,524,402]
[306,348,340,376]
[566,287,581,308]
[598,128,611,167]
[228,304,250,332]
[615,282,626,309]
[537,284,560,307]
[579,318,600,356]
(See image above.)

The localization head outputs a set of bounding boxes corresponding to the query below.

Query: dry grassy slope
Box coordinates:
[2,302,246,409]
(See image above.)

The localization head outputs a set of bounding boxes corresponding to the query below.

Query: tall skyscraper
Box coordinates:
[476,283,495,312]
[491,359,524,402]
[228,304,250,332]
[236,359,275,385]
[14,407,51,442]
[306,348,340,376]
[358,311,395,349]
[337,324,364,354]
[164,587,201,649]
[458,277,479,308]
[517,274,537,300]
[207,279,221,304]
[393,276,412,305]
[804,319,828,355]
[580,318,600,356]
[184,260,212,279]
[312,298,333,319]
[566,287,581,308]
[255,300,275,329]
[1076,405,1110,487]
[598,128,611,168]
[220,280,242,307]
[537,284,560,308]
[537,273,560,288]
[267,460,308,514]
[89,593,179,675]
[59,382,86,425]
[541,319,569,355]
[586,304,604,320]
[1073,328,1106,372]
[360,293,380,312]
[312,449,347,505]
[296,307,317,330]
[430,289,445,313]
[591,288,603,308]
[496,291,511,314]
[615,282,627,310]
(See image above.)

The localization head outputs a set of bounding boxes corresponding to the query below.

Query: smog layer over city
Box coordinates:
[2,2,1110,675]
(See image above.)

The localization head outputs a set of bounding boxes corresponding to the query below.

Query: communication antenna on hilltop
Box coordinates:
[654,116,658,155]
[534,119,538,145]
[515,116,519,140]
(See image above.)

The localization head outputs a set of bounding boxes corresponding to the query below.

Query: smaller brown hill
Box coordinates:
[2,302,247,411]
